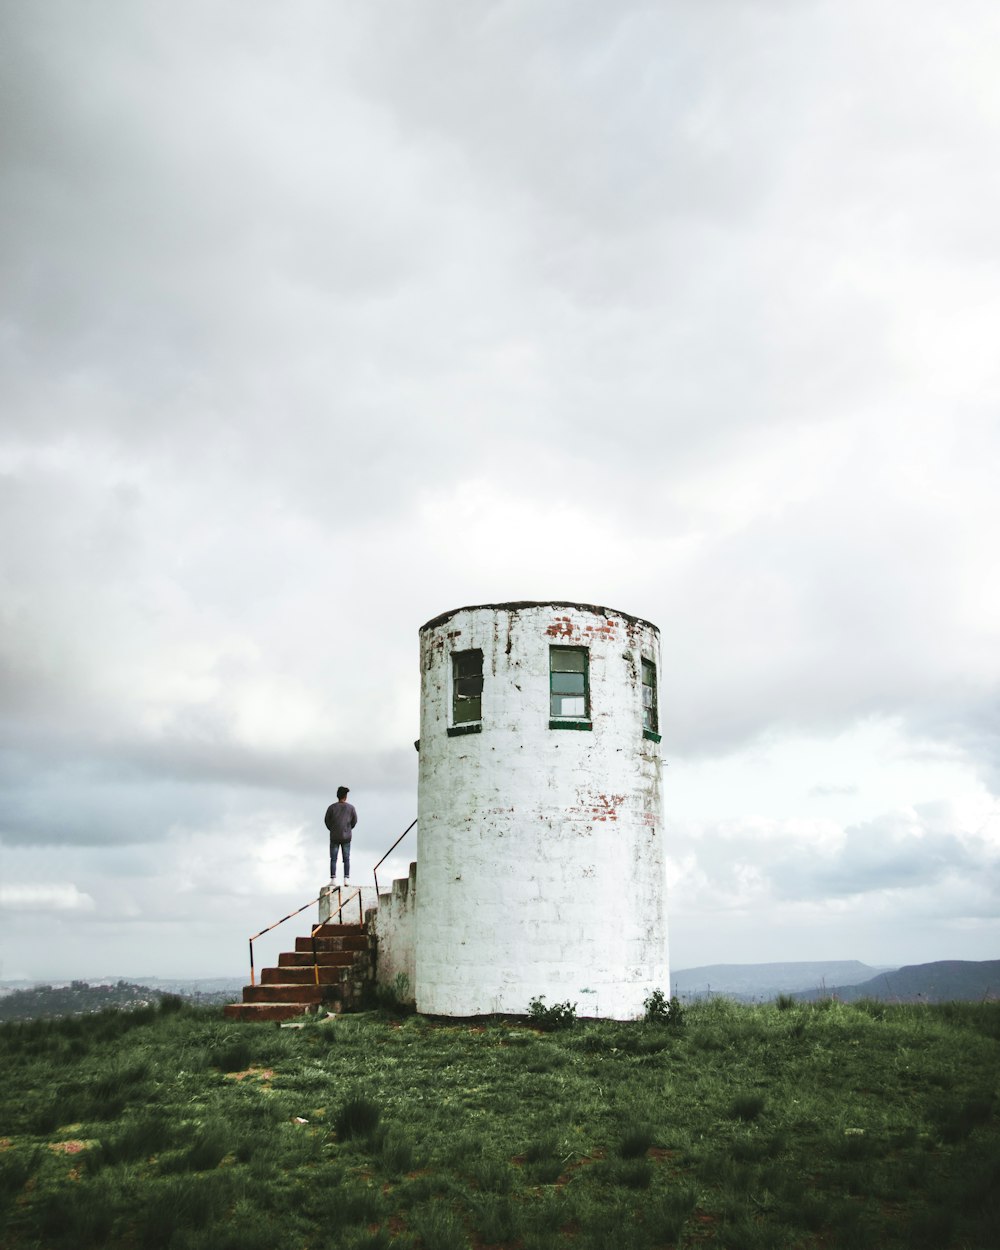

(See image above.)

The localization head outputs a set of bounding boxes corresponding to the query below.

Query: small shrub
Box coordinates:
[526,996,576,1032]
[643,988,684,1026]
[774,993,797,1011]
[334,1094,381,1141]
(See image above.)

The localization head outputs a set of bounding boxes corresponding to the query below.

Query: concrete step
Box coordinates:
[263,964,346,985]
[314,922,366,936]
[280,949,356,968]
[242,983,332,1005]
[223,1002,334,1022]
[295,933,369,954]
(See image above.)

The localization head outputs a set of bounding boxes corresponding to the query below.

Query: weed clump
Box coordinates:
[334,1094,381,1141]
[727,1093,767,1122]
[527,996,577,1031]
[412,1204,469,1250]
[377,1126,416,1175]
[617,1122,654,1159]
[207,1033,252,1073]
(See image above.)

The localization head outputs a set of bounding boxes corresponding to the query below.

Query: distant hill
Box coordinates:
[0,979,239,1022]
[793,959,1000,1004]
[672,961,896,1002]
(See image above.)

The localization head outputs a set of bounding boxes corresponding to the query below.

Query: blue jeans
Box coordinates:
[330,841,351,879]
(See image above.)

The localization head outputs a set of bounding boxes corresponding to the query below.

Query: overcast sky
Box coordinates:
[2,1,998,984]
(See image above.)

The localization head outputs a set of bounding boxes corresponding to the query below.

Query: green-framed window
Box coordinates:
[452,650,483,725]
[550,646,589,721]
[641,657,658,734]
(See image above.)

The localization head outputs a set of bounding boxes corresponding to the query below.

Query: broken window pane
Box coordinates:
[454,652,481,679]
[641,658,657,732]
[452,650,483,725]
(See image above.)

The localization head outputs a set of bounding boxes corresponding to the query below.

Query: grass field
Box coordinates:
[1,996,997,1248]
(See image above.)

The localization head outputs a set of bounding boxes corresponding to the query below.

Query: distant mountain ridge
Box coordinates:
[792,960,1000,1004]
[673,961,893,1001]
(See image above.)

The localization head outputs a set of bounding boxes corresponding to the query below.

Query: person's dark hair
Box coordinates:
[337,785,350,800]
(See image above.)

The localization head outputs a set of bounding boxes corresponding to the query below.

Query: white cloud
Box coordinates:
[0,884,95,913]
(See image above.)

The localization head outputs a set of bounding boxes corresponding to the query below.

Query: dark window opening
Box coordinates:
[550,646,589,720]
[452,649,483,725]
[642,657,658,734]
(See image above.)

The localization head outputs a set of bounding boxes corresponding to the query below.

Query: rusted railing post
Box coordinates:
[372,819,417,896]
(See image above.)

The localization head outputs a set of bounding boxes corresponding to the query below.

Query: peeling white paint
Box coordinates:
[368,862,417,1003]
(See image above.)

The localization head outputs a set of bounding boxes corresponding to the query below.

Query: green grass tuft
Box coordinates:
[728,1092,767,1121]
[334,1093,381,1141]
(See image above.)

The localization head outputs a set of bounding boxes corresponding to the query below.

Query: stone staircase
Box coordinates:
[223,920,374,1022]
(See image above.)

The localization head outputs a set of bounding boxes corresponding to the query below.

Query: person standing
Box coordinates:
[325,786,357,888]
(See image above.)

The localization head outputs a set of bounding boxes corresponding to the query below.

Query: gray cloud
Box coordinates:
[1,1,998,975]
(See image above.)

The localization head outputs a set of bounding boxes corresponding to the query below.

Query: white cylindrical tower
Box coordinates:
[415,601,667,1019]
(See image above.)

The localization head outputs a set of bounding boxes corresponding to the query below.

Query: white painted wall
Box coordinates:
[415,602,668,1019]
[367,862,417,1005]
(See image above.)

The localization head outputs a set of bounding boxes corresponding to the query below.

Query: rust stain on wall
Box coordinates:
[572,791,627,823]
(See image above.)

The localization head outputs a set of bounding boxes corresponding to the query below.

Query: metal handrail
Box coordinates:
[372,818,417,896]
[248,894,320,986]
[315,884,365,928]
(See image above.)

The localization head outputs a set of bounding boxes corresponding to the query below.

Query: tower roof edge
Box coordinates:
[419,601,659,635]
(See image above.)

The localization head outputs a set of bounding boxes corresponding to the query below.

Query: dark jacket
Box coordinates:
[325,801,357,843]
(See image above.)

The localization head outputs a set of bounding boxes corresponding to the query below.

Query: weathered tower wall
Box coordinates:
[415,601,667,1019]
